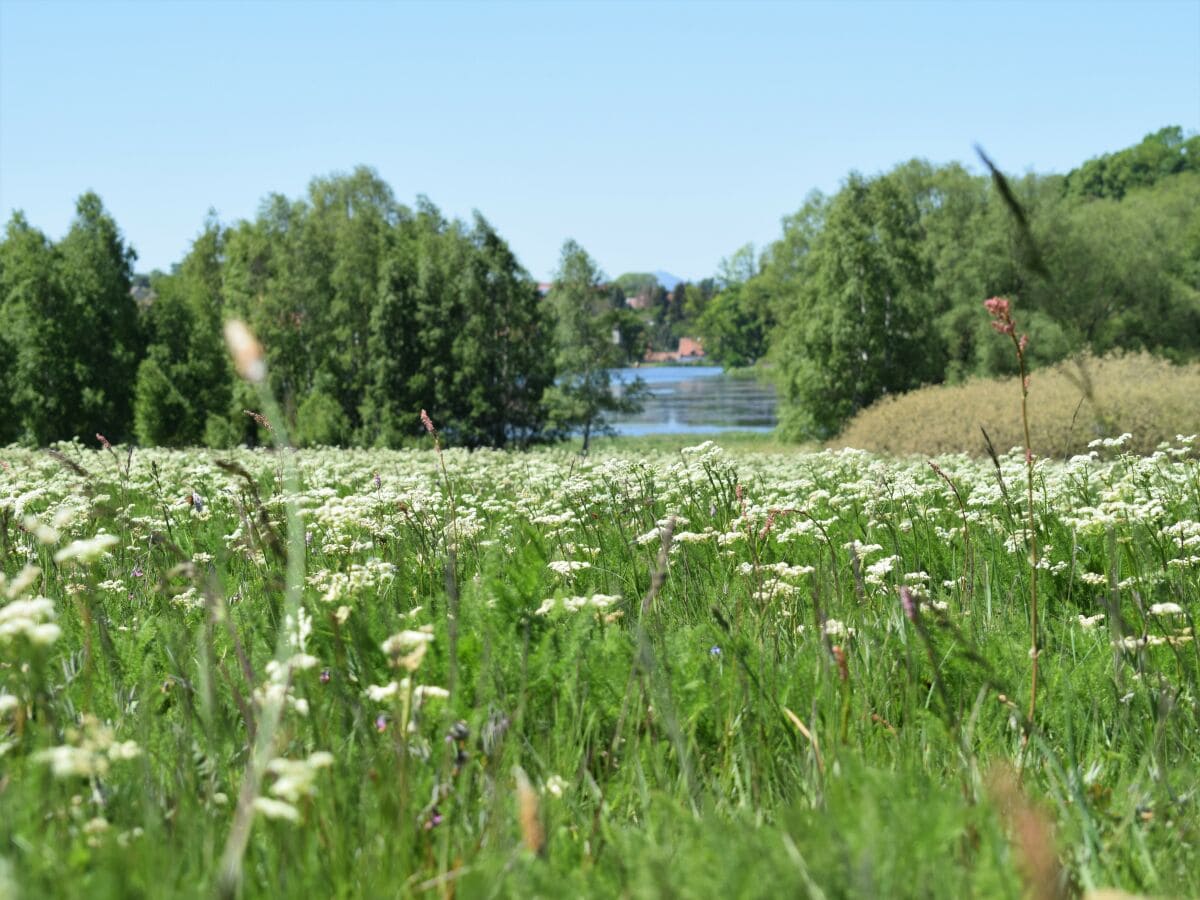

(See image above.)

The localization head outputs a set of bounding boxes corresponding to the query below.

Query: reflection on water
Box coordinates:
[607,366,777,436]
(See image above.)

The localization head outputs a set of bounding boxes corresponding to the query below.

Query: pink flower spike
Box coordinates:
[899,586,918,622]
[983,297,1011,319]
[1018,334,1029,353]
[420,409,436,435]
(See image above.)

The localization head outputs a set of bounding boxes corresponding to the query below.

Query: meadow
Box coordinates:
[1,433,1198,898]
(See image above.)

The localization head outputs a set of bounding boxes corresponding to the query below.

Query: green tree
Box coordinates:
[54,193,142,441]
[133,217,234,446]
[0,329,18,445]
[696,246,775,368]
[305,168,404,434]
[0,213,68,444]
[546,241,643,452]
[775,173,943,439]
[1033,171,1200,359]
[359,217,425,446]
[696,282,771,368]
[1064,126,1200,200]
[608,307,648,363]
[359,201,557,447]
[1,198,140,445]
[447,213,555,447]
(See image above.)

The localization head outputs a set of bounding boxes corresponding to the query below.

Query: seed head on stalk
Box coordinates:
[985,296,1041,737]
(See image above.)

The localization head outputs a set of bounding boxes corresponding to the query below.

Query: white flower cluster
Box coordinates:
[547,560,591,577]
[0,566,61,647]
[535,594,621,616]
[54,533,119,564]
[35,715,141,779]
[309,558,397,603]
[253,750,336,823]
[381,626,434,671]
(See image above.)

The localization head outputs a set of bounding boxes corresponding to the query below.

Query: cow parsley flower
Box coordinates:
[54,533,119,564]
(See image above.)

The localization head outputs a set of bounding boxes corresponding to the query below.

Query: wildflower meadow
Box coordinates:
[1,426,1198,897]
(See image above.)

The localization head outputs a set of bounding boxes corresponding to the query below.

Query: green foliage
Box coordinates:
[133,218,234,447]
[56,193,142,440]
[757,127,1200,439]
[775,172,944,439]
[1063,125,1200,200]
[132,357,191,446]
[358,203,555,448]
[0,328,17,445]
[545,241,645,451]
[696,278,774,367]
[613,271,658,300]
[606,307,648,363]
[1031,172,1200,357]
[8,128,1199,451]
[6,170,565,450]
[0,197,140,445]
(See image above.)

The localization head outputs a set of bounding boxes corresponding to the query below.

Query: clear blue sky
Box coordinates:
[2,0,1198,282]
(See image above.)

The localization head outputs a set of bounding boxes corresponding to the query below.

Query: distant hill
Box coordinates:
[653,271,682,291]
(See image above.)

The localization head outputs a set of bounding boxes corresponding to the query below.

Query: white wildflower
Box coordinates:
[253,797,301,823]
[266,751,334,803]
[547,560,591,576]
[544,774,568,798]
[54,533,119,564]
[823,619,856,639]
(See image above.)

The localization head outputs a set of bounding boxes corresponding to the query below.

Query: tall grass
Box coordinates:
[1,430,1197,897]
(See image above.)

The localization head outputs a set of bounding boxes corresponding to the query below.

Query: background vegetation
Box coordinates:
[1,127,1197,451]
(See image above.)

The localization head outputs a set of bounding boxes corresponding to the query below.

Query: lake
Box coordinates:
[607,365,777,436]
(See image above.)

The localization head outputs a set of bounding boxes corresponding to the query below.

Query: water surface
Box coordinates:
[607,366,777,436]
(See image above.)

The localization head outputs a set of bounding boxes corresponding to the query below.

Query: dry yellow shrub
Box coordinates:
[832,353,1200,458]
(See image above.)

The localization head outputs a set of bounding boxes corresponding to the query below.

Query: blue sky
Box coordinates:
[1,0,1198,282]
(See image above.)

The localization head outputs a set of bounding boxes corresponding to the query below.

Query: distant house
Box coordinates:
[677,337,704,360]
[642,337,706,364]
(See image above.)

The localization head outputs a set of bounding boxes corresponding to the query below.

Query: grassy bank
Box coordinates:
[833,352,1200,458]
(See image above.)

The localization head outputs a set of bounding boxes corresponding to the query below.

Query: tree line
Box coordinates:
[0,169,637,449]
[3,127,1196,448]
[688,126,1200,438]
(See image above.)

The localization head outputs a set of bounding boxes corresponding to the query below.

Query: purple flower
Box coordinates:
[375,714,388,733]
[373,473,382,490]
[319,669,331,684]
[709,645,722,658]
[899,586,918,622]
[131,566,144,579]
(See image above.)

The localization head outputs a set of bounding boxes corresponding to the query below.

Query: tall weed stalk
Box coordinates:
[216,321,308,898]
[984,298,1041,730]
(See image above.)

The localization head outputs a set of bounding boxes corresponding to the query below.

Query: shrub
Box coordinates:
[833,352,1200,457]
